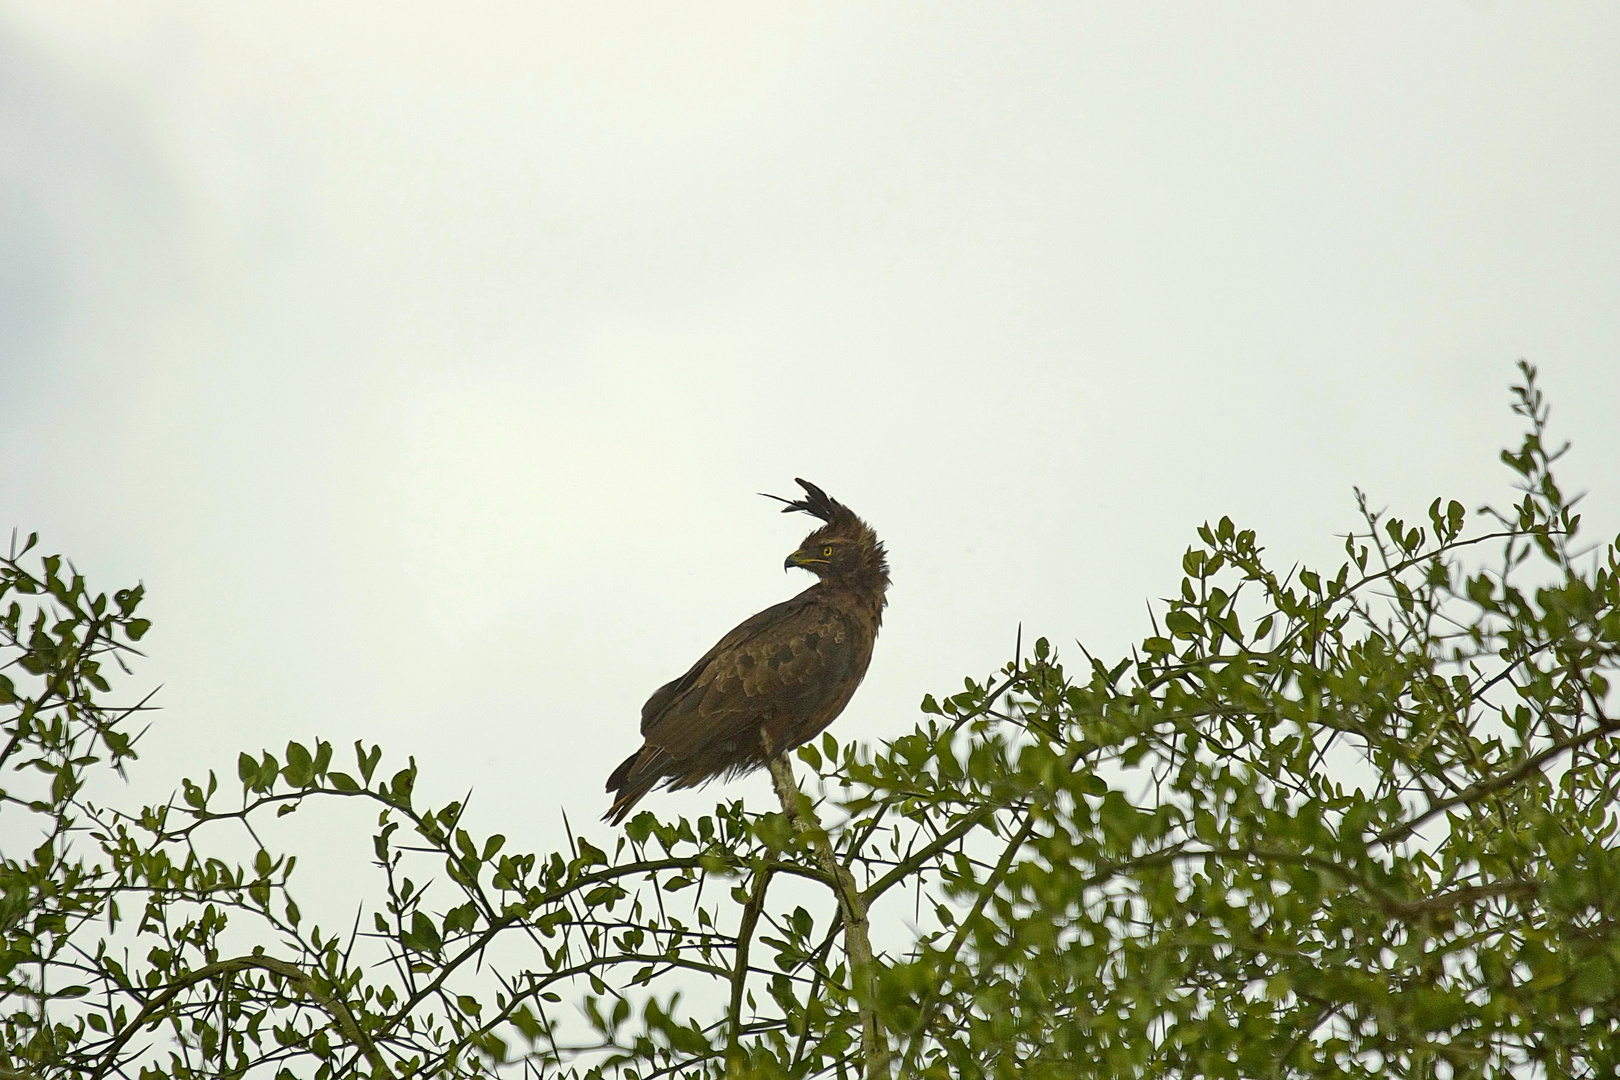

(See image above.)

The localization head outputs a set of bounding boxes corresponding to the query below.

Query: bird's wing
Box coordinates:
[640,591,864,760]
[639,591,818,734]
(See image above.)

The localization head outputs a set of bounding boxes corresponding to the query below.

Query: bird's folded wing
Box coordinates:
[641,597,859,760]
[639,592,815,733]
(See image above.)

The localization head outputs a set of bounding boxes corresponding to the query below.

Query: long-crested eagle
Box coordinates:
[604,479,889,824]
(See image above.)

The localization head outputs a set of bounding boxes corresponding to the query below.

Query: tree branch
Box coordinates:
[726,863,772,1058]
[764,749,890,1080]
[897,810,1038,1079]
[1373,716,1620,847]
[89,954,393,1080]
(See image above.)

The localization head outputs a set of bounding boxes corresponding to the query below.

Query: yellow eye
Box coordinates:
[821,545,834,558]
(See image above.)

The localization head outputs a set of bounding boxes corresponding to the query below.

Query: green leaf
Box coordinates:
[408,910,441,952]
[327,771,361,792]
[389,766,415,805]
[1164,610,1201,639]
[284,741,314,787]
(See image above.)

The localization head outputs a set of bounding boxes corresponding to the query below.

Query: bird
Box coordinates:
[604,479,890,825]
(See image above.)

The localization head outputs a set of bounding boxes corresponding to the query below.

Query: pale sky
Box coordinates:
[3,3,1618,889]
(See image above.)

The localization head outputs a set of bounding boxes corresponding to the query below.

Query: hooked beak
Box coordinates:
[784,550,827,572]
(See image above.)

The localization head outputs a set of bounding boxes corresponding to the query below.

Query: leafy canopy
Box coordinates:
[3,362,1618,1079]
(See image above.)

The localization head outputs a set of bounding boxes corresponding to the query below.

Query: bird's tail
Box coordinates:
[603,748,661,825]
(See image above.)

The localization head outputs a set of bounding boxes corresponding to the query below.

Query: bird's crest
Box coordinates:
[761,478,861,531]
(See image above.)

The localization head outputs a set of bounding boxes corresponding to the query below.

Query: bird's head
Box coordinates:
[784,533,864,576]
[766,479,890,596]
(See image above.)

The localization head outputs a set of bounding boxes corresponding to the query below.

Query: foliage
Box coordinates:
[3,362,1618,1078]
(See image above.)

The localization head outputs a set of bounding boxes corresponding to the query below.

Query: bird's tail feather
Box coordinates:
[603,747,664,825]
[603,783,655,825]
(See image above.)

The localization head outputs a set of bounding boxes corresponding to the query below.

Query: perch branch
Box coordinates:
[763,736,889,1080]
[727,863,773,1057]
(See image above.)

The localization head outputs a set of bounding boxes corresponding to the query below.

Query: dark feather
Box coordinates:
[760,478,860,530]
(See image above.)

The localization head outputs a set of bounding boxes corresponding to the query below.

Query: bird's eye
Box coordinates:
[821,545,834,558]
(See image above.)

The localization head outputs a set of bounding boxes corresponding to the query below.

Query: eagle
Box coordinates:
[604,479,890,825]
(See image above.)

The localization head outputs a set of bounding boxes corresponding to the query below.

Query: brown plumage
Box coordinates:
[604,479,890,825]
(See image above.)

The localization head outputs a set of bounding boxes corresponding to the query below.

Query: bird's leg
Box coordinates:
[760,730,889,1078]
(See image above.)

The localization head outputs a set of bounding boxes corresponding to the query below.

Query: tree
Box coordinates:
[3,361,1618,1079]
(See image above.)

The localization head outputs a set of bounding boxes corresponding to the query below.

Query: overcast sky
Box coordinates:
[3,4,1618,873]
